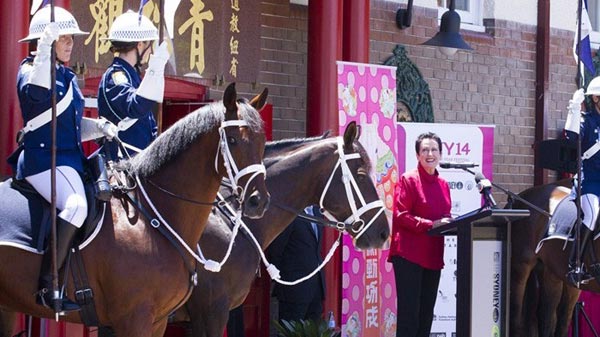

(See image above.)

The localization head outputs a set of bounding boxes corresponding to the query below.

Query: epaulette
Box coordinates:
[111,70,129,85]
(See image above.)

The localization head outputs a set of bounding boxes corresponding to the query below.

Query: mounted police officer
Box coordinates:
[15,5,118,312]
[565,77,600,284]
[98,10,170,159]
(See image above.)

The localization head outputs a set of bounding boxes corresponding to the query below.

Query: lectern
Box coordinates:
[429,208,530,337]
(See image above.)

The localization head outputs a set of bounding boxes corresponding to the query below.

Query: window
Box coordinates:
[587,0,600,47]
[438,0,484,32]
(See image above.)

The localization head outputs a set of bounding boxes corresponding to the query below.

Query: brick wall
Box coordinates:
[368,1,577,198]
[217,0,579,198]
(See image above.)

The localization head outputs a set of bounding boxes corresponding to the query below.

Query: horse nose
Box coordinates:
[245,190,270,218]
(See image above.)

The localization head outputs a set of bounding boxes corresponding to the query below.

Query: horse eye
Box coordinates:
[228,136,237,145]
[357,172,367,182]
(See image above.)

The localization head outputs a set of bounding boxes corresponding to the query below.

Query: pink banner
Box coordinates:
[337,61,398,337]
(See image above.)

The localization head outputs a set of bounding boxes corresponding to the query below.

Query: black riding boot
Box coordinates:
[567,226,594,286]
[37,218,81,313]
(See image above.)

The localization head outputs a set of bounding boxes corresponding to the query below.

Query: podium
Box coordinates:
[429,208,530,337]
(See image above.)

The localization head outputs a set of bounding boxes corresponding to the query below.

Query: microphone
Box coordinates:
[475,172,497,208]
[439,161,479,169]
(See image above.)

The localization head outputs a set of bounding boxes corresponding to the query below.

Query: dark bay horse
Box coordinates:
[0,83,269,337]
[174,122,391,337]
[509,179,590,337]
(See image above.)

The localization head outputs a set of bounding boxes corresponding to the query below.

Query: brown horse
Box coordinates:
[509,178,591,337]
[0,83,269,337]
[174,122,390,337]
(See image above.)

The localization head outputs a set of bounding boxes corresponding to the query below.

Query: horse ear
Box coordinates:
[223,83,238,119]
[249,87,268,111]
[343,121,358,150]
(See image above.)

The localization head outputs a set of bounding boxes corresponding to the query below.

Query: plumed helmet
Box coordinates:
[103,10,159,42]
[586,76,600,96]
[19,5,88,42]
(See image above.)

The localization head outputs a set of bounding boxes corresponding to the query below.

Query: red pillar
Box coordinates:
[342,0,370,62]
[306,0,343,326]
[306,0,343,138]
[0,2,30,176]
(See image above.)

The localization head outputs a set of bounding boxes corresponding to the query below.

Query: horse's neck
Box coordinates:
[251,143,335,249]
[148,136,222,247]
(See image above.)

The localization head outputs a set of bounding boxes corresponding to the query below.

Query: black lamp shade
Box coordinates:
[422,8,473,50]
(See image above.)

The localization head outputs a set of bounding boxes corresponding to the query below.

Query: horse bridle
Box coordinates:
[142,118,266,207]
[216,119,266,204]
[319,137,386,241]
[132,118,267,271]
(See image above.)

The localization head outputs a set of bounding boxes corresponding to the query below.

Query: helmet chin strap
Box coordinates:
[135,42,152,75]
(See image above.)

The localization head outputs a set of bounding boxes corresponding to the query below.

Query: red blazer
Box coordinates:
[388,164,451,270]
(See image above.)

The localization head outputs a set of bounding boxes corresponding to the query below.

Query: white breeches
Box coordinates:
[25,166,87,228]
[581,193,600,231]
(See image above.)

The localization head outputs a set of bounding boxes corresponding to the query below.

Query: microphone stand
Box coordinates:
[460,167,551,218]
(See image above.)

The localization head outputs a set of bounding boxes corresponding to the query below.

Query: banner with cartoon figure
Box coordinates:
[337,61,398,337]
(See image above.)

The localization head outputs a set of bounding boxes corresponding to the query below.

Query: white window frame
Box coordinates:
[438,0,485,33]
[588,0,600,49]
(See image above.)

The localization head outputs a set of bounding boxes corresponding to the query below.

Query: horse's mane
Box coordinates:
[263,132,371,174]
[130,98,264,177]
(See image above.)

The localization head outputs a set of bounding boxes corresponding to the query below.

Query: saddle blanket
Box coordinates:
[0,178,105,254]
[535,189,595,253]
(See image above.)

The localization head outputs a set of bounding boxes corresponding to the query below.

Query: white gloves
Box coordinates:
[28,23,60,89]
[137,41,170,103]
[565,88,584,134]
[81,117,119,142]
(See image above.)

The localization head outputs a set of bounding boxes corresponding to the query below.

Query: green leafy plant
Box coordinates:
[272,318,341,337]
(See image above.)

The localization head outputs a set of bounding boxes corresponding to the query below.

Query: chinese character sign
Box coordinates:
[337,61,397,337]
[70,0,260,83]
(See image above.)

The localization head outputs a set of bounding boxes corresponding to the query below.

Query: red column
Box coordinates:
[342,0,370,62]
[306,0,343,138]
[306,0,343,326]
[0,2,30,176]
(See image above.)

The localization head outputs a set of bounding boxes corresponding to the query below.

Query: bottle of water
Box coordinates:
[328,311,336,329]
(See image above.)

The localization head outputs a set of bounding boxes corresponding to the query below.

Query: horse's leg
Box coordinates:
[524,265,540,337]
[111,308,154,337]
[0,310,16,337]
[510,259,537,337]
[554,284,580,337]
[151,318,168,337]
[537,266,563,337]
[205,306,231,337]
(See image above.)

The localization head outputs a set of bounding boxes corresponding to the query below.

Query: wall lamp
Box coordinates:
[397,0,473,56]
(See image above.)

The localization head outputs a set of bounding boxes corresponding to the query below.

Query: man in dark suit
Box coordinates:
[267,205,326,321]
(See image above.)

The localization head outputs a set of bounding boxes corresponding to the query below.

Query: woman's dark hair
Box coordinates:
[109,41,138,54]
[415,132,442,154]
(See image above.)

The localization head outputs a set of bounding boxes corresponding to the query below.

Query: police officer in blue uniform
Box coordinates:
[16,5,89,312]
[98,10,170,158]
[565,77,600,284]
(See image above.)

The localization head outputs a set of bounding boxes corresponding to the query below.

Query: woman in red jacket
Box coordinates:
[388,132,453,337]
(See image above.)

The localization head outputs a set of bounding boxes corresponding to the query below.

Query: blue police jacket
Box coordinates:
[566,110,600,184]
[16,57,86,179]
[98,57,157,157]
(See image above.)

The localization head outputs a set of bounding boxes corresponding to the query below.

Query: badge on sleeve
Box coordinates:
[111,71,129,85]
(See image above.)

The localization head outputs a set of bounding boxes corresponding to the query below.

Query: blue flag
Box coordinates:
[30,0,50,15]
[138,0,150,24]
[574,0,596,75]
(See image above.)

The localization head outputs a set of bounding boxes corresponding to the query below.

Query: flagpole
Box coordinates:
[48,0,60,317]
[157,0,165,134]
[574,0,584,288]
